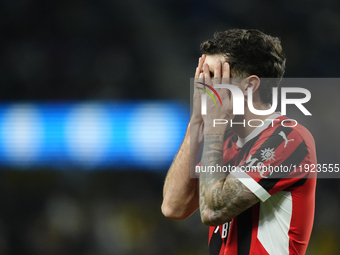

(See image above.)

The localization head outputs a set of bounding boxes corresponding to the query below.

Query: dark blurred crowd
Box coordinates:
[0,171,338,255]
[0,0,340,254]
[0,171,209,255]
[1,0,340,101]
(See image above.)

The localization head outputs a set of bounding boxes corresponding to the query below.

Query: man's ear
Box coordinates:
[244,75,260,99]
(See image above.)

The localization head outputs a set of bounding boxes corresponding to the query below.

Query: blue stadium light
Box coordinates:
[0,102,189,170]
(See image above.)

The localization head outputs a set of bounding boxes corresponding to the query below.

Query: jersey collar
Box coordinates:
[236,112,281,148]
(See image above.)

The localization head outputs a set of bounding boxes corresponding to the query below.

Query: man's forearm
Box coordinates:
[199,126,258,226]
[161,121,203,220]
[199,128,227,224]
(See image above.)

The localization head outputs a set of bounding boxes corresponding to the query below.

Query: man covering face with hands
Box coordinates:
[162,29,316,255]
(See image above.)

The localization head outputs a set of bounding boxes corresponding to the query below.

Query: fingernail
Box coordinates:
[216,60,220,64]
[199,73,203,78]
[224,62,229,67]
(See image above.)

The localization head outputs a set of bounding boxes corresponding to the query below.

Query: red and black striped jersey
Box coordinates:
[208,114,317,255]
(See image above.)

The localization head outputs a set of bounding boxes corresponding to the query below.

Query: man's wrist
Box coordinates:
[203,124,227,136]
[190,116,203,126]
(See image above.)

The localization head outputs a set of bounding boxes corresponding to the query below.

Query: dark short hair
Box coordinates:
[200,29,286,105]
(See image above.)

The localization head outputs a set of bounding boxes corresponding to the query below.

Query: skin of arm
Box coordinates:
[161,55,206,220]
[199,60,260,226]
[161,122,202,220]
[199,129,259,225]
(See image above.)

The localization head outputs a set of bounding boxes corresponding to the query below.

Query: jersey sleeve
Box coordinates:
[232,126,315,202]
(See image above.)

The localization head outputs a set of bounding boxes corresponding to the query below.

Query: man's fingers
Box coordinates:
[195,58,201,78]
[197,73,205,95]
[195,55,206,78]
[203,63,212,85]
[201,54,206,68]
[214,59,222,85]
[222,62,230,84]
[199,72,204,83]
[195,67,199,78]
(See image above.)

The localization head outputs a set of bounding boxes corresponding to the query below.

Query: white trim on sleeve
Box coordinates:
[231,169,271,202]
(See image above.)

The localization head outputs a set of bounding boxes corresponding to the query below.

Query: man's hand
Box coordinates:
[199,60,234,132]
[191,54,206,125]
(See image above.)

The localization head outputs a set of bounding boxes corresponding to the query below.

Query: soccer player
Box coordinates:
[161,29,316,254]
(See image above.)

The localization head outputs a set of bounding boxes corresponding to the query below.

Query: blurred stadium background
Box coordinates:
[0,0,340,254]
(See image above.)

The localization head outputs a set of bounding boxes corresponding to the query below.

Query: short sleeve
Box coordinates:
[232,127,312,202]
